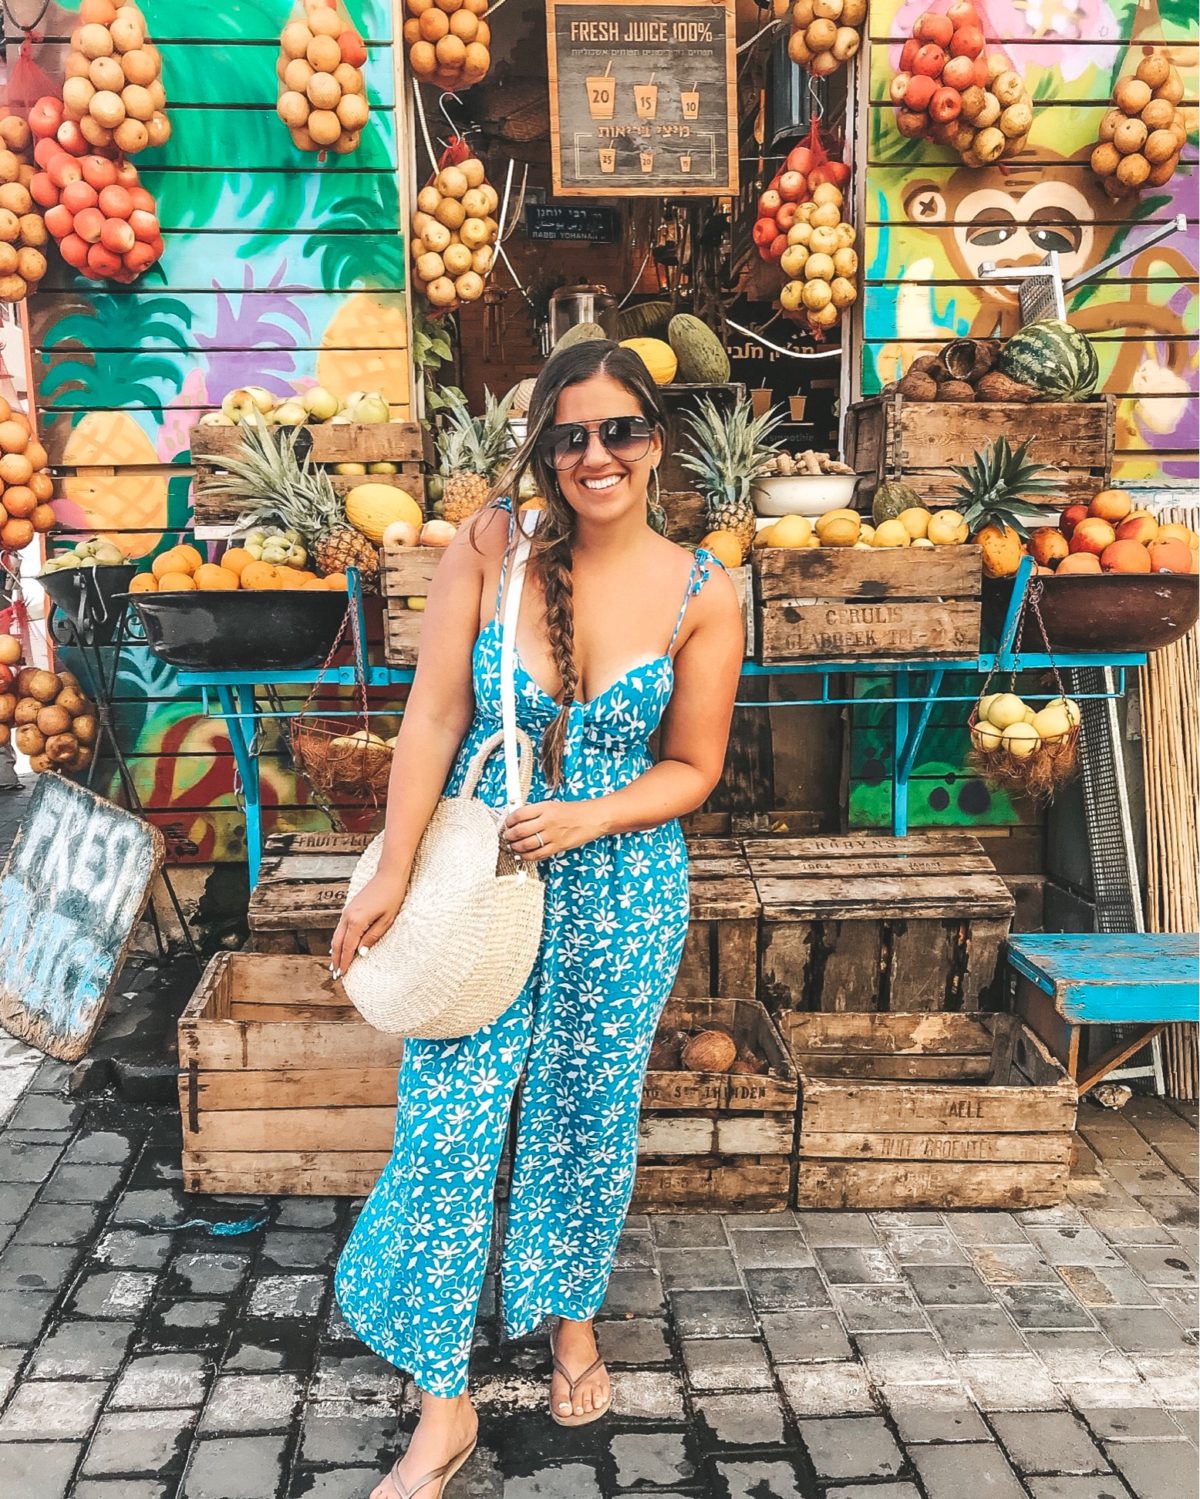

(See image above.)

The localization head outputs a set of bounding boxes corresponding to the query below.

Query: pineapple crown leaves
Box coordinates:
[436,385,516,478]
[677,394,787,500]
[953,436,1058,540]
[207,420,343,538]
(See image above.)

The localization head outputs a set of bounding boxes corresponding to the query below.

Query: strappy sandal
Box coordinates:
[549,1323,611,1428]
[385,1435,477,1499]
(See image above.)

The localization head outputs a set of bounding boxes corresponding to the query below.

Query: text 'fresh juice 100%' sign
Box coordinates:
[546,0,738,197]
[0,776,162,1061]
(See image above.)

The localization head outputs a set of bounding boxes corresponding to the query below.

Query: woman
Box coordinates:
[330,340,743,1499]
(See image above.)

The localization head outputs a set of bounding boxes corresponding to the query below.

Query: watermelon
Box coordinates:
[872,480,925,525]
[997,319,1099,402]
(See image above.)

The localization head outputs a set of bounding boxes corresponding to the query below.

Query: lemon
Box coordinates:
[817,515,860,547]
[700,529,746,567]
[911,537,935,549]
[898,506,931,539]
[988,693,1028,730]
[859,523,875,543]
[816,508,861,529]
[768,514,812,549]
[872,518,911,548]
[928,509,969,546]
[1001,721,1041,759]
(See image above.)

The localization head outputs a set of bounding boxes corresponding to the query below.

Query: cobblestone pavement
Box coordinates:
[0,1029,1196,1499]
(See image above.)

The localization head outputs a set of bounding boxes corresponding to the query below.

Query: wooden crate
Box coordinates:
[178,951,403,1196]
[845,394,1115,510]
[672,838,758,1000]
[380,544,445,666]
[247,831,371,953]
[633,996,798,1212]
[190,422,433,528]
[749,833,1015,1013]
[782,1011,1078,1210]
[752,545,982,662]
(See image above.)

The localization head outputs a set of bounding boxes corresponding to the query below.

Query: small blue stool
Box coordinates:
[1005,933,1199,1094]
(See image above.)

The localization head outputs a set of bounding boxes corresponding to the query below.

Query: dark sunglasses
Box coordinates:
[536,416,655,471]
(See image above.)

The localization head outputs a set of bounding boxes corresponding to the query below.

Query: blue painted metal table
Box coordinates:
[1006,932,1200,1092]
[178,557,1147,887]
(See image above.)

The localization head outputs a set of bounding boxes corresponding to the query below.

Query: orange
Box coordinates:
[129,573,158,593]
[156,571,197,591]
[403,16,421,43]
[301,576,328,590]
[1148,538,1192,574]
[435,34,466,67]
[462,41,490,75]
[240,560,280,590]
[0,419,28,453]
[408,40,437,75]
[30,504,55,533]
[152,544,195,579]
[194,562,238,590]
[221,546,253,575]
[448,9,478,40]
[29,472,53,501]
[1056,552,1102,575]
[322,571,349,590]
[1,486,34,519]
[0,452,32,486]
[418,8,449,41]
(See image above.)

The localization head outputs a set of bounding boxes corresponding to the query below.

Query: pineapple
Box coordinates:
[953,437,1057,578]
[438,387,516,525]
[209,423,380,588]
[679,394,786,552]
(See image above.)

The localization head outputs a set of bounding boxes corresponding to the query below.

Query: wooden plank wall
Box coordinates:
[850,0,1197,831]
[25,0,411,862]
[857,0,1198,493]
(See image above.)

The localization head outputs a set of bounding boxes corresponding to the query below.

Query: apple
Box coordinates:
[1059,503,1089,539]
[915,12,954,46]
[941,55,976,90]
[775,202,800,231]
[948,0,982,27]
[767,234,787,262]
[759,189,782,216]
[785,144,814,175]
[823,160,852,188]
[903,74,937,112]
[950,25,985,57]
[1116,513,1158,546]
[912,43,947,76]
[889,74,911,104]
[1069,517,1117,555]
[930,87,963,121]
[778,170,807,202]
[752,217,777,249]
[899,38,919,72]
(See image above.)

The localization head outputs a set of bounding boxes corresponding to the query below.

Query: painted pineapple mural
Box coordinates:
[35,0,411,860]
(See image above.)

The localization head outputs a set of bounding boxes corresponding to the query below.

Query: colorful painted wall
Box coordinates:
[850,0,1198,829]
[27,0,410,862]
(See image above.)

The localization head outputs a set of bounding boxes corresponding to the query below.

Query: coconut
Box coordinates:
[898,369,938,401]
[681,1030,737,1073]
[937,379,976,402]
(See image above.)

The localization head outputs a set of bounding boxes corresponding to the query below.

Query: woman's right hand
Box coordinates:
[330,867,410,978]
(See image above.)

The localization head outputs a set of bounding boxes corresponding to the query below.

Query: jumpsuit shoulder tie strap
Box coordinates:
[668,545,718,656]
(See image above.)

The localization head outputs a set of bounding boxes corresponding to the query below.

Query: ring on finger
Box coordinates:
[535,832,545,849]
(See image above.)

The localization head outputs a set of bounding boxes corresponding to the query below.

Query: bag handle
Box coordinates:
[500,509,537,808]
[459,725,536,803]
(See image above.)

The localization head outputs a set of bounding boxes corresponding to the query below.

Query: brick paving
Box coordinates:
[0,1030,1196,1498]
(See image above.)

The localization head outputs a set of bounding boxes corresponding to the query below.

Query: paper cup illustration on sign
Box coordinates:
[681,84,699,120]
[587,61,615,120]
[598,146,616,173]
[680,153,692,172]
[635,74,657,120]
[639,149,654,172]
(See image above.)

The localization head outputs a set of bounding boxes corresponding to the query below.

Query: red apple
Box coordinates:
[129,208,160,243]
[899,38,919,72]
[767,234,787,262]
[123,241,160,275]
[1059,503,1089,539]
[778,170,807,202]
[823,160,852,187]
[56,120,86,156]
[915,12,954,46]
[903,74,937,112]
[1069,517,1117,555]
[930,86,963,121]
[785,144,814,175]
[73,207,105,244]
[58,233,89,269]
[948,0,982,27]
[759,189,782,216]
[973,55,990,87]
[28,97,63,139]
[85,242,122,279]
[29,172,59,209]
[33,138,62,169]
[912,43,947,76]
[950,25,985,57]
[101,218,136,255]
[752,217,777,249]
[43,202,73,238]
[1116,514,1158,545]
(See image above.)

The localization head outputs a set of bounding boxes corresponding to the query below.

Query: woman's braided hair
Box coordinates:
[484,340,667,786]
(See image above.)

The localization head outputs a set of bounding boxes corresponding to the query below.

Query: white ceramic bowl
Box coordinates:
[752,473,858,518]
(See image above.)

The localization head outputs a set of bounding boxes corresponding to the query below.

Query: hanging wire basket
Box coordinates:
[968,579,1080,804]
[289,601,394,814]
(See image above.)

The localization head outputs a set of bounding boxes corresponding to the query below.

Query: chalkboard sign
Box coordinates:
[0,776,163,1061]
[546,0,738,198]
[525,203,619,242]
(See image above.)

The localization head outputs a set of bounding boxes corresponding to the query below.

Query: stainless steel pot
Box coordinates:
[548,284,617,344]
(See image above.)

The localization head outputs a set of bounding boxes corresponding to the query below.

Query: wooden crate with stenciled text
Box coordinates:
[782,1011,1077,1210]
[749,832,1014,1014]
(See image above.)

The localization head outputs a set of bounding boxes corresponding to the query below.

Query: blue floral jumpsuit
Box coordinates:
[334,517,718,1397]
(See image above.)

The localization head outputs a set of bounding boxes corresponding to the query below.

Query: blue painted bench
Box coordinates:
[1005,933,1199,1094]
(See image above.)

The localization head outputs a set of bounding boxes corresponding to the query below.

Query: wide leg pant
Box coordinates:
[334,825,690,1397]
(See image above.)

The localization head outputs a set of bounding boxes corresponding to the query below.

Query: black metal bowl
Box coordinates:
[983,572,1199,655]
[41,564,137,645]
[127,589,348,671]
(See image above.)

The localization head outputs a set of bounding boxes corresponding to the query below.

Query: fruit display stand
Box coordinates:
[670,838,759,1002]
[633,997,798,1212]
[176,553,1151,880]
[247,831,373,954]
[782,1011,1079,1210]
[844,394,1115,509]
[189,421,433,528]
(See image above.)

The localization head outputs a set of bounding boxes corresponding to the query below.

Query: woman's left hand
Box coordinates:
[502,799,605,863]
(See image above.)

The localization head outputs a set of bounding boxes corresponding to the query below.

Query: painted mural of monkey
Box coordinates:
[901,146,1195,404]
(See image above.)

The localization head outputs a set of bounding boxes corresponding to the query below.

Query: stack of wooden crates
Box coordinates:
[180,829,1077,1210]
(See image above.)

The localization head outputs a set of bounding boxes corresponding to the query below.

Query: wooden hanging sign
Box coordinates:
[546,0,738,198]
[0,776,163,1061]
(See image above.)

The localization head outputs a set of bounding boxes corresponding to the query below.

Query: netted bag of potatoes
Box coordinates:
[410,135,499,313]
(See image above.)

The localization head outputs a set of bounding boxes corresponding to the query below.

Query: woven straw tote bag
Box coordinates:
[340,514,545,1038]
